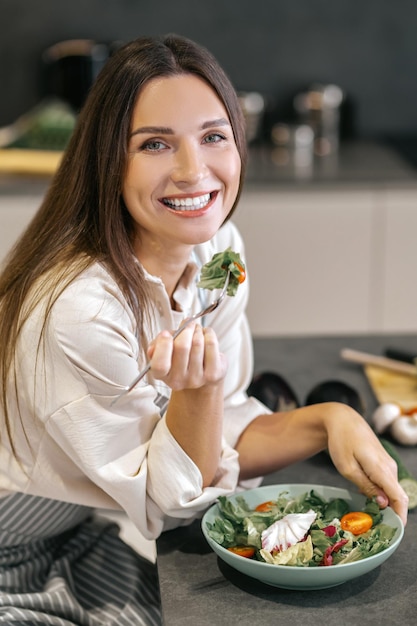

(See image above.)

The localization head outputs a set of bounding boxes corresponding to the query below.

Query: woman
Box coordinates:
[0,34,408,625]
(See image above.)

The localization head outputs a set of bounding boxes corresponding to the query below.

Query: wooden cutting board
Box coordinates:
[0,149,62,175]
[365,364,417,411]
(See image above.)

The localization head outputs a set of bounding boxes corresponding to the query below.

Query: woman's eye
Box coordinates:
[141,139,167,152]
[203,132,226,144]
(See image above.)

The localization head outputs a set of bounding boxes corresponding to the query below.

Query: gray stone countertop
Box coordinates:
[0,140,417,196]
[0,174,50,195]
[244,139,417,190]
[157,333,417,626]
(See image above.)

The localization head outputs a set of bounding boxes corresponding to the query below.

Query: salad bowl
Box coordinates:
[201,483,404,590]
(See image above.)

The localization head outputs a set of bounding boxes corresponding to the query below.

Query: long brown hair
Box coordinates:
[0,34,247,452]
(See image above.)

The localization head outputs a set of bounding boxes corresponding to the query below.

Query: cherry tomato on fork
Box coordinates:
[222,261,246,285]
[234,262,246,283]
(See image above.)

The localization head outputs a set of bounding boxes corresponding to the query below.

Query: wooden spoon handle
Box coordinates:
[340,348,417,376]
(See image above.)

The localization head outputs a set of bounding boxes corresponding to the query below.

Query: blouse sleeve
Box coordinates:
[27,264,241,539]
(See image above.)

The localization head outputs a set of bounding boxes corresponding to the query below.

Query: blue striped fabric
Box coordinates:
[0,493,161,625]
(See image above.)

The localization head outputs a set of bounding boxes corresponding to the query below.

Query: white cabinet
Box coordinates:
[233,185,417,337]
[381,189,417,332]
[0,194,42,263]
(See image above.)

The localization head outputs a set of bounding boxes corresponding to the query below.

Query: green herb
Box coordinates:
[379,437,417,509]
[197,248,246,297]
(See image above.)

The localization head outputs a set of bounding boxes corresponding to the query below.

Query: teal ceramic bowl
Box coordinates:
[201,483,404,590]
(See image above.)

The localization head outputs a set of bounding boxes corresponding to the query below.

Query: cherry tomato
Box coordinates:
[227,545,256,558]
[255,500,275,512]
[221,261,246,284]
[235,262,246,284]
[340,511,373,535]
[403,405,417,416]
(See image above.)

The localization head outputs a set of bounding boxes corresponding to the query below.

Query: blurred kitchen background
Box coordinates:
[1,0,417,338]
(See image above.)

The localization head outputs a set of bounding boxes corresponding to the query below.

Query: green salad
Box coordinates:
[206,490,398,567]
[197,248,246,297]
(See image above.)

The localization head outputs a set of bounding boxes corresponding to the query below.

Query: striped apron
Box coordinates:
[0,493,161,625]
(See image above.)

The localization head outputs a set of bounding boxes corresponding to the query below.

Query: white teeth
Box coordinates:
[163,193,211,211]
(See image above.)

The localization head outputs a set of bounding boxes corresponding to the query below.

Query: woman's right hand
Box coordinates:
[146,323,227,390]
[147,323,227,487]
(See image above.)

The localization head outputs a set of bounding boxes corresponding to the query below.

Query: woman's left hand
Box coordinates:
[325,405,409,525]
[237,401,409,526]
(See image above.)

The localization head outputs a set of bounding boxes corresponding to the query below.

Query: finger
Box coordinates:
[369,480,409,526]
[168,323,197,385]
[360,453,409,525]
[202,326,225,382]
[148,330,174,377]
[349,460,409,526]
[147,340,156,360]
[386,489,409,526]
[185,325,206,386]
[368,484,408,526]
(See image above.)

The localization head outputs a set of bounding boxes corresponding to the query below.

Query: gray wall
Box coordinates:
[1,0,417,138]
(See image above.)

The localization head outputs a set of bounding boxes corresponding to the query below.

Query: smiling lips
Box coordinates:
[162,192,215,212]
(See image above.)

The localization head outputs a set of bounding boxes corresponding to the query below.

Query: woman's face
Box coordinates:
[123,73,241,260]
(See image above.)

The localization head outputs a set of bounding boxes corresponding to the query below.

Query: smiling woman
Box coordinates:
[0,33,408,626]
[123,73,241,261]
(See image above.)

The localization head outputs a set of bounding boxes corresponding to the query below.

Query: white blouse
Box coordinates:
[1,220,268,539]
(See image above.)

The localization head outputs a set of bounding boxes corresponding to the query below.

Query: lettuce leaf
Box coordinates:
[337,523,397,564]
[197,248,245,296]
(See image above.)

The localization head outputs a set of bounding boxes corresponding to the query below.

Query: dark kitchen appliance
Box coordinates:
[42,39,121,112]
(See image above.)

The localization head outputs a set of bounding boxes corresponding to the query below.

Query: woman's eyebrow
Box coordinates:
[130,126,173,137]
[201,118,230,129]
[130,118,230,138]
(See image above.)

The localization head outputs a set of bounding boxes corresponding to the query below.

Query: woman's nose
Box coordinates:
[171,142,207,184]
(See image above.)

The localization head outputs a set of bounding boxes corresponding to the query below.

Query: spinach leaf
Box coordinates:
[197,248,245,296]
[324,498,350,521]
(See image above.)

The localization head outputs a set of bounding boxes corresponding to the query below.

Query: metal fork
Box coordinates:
[111,270,231,404]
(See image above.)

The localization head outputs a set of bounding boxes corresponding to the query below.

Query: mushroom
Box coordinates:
[372,402,417,446]
[390,414,417,446]
[372,402,402,434]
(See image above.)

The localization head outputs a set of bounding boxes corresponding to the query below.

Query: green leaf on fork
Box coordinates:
[197,247,246,297]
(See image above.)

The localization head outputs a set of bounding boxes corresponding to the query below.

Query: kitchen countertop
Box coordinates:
[0,174,50,195]
[0,140,416,194]
[156,333,417,626]
[244,140,417,189]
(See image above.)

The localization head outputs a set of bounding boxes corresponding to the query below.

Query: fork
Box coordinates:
[111,270,231,404]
